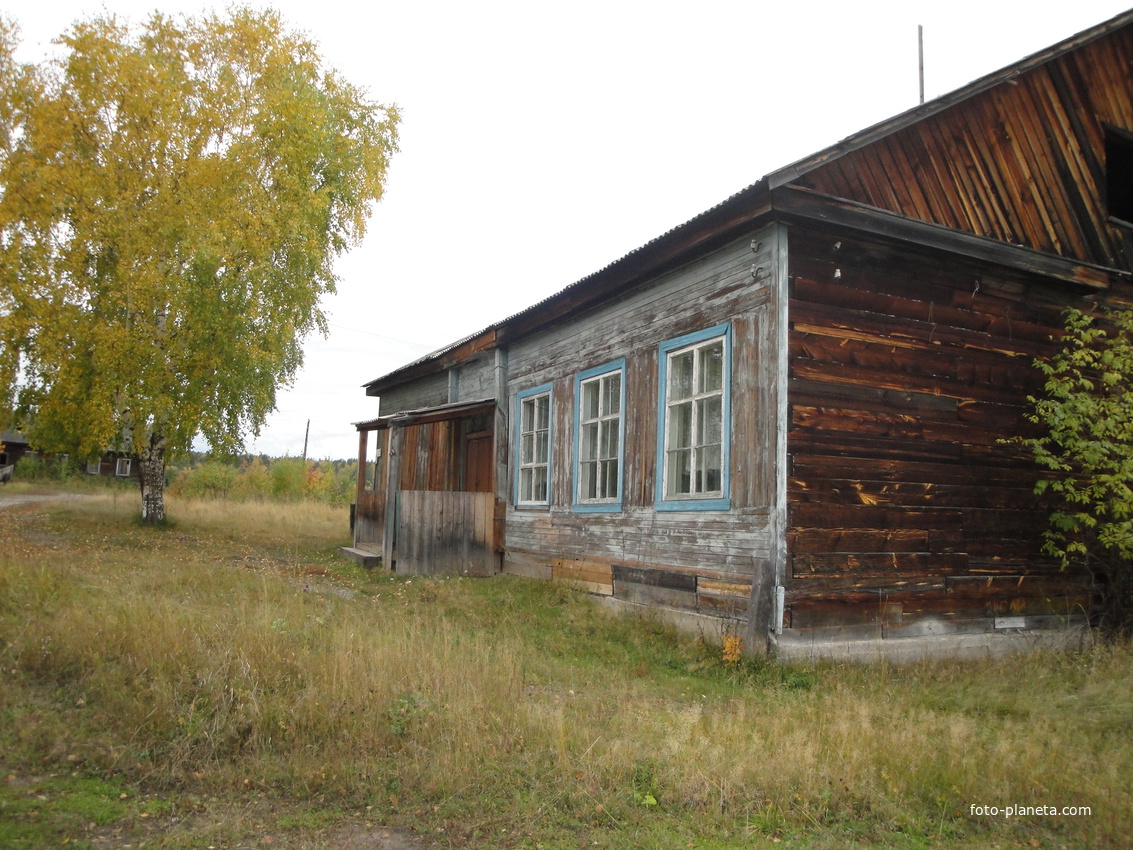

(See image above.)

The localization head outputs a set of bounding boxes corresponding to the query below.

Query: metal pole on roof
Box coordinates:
[918,25,925,104]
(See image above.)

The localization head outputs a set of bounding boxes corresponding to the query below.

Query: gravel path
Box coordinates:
[0,491,96,511]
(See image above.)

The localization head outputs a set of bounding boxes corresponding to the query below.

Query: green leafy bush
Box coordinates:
[1019,307,1133,631]
[176,461,237,499]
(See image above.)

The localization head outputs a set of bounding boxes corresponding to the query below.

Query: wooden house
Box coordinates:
[0,427,136,482]
[84,451,138,479]
[349,10,1133,660]
[0,430,31,481]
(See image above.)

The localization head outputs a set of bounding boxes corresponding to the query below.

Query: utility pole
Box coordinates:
[918,25,925,104]
[302,419,310,462]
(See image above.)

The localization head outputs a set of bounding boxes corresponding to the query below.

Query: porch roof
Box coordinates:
[353,397,496,431]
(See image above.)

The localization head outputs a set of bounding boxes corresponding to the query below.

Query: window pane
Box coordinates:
[580,461,596,500]
[670,350,694,400]
[581,421,598,462]
[670,401,692,449]
[522,398,534,432]
[667,448,691,496]
[535,395,549,430]
[604,374,621,415]
[700,444,722,494]
[697,396,723,448]
[520,468,533,502]
[601,419,619,458]
[583,380,600,420]
[699,341,724,393]
[535,429,548,463]
[600,458,618,499]
[534,466,548,502]
[521,433,533,464]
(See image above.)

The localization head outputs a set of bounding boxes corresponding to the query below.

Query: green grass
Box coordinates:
[0,490,1130,848]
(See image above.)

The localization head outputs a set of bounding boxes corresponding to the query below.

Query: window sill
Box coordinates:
[654,496,731,512]
[572,502,622,514]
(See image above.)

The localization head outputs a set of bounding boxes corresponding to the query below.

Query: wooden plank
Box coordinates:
[396,491,496,577]
[790,454,1042,487]
[611,563,696,592]
[790,552,970,577]
[382,427,403,568]
[894,593,1095,619]
[790,275,1059,345]
[790,404,1014,450]
[788,528,929,553]
[787,577,947,600]
[699,593,748,616]
[789,502,964,530]
[788,478,1036,510]
[699,578,752,598]
[615,581,697,610]
[789,599,904,629]
[552,558,614,594]
[503,549,552,580]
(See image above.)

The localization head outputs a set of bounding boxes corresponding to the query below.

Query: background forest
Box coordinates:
[12,452,360,506]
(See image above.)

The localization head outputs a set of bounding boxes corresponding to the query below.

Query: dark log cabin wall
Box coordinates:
[503,227,784,620]
[784,228,1097,636]
[778,20,1133,639]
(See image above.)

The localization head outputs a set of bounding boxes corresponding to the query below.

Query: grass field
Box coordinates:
[1,491,1130,848]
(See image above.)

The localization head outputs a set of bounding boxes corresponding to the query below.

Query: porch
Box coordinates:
[345,399,505,577]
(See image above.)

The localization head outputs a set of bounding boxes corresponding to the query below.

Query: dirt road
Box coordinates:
[0,492,95,511]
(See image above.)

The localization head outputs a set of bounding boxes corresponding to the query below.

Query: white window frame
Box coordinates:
[655,324,731,511]
[86,459,101,475]
[514,384,553,507]
[115,457,132,477]
[573,360,625,512]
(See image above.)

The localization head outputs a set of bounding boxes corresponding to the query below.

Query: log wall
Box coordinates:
[784,226,1097,637]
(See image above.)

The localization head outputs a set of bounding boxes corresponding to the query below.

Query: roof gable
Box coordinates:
[790,12,1133,271]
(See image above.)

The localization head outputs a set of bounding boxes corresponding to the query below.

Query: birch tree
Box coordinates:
[0,8,399,521]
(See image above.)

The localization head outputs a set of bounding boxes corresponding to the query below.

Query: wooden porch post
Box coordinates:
[356,429,368,506]
[382,424,403,569]
[492,348,509,561]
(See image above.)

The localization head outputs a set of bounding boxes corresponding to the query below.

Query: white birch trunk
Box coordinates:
[138,434,166,523]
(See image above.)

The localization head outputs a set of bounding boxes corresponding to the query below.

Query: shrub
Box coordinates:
[1018,306,1133,632]
[177,461,238,499]
[269,457,308,500]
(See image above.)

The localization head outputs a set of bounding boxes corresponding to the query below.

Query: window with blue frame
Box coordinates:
[655,324,731,511]
[515,384,552,506]
[573,360,625,512]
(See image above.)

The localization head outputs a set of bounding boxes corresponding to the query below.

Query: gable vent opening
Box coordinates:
[1105,126,1133,227]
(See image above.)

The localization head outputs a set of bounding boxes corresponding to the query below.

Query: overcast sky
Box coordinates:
[4,0,1131,459]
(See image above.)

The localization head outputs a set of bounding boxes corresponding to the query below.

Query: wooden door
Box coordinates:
[463,433,493,493]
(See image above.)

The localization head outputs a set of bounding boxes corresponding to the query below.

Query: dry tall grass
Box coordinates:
[2,493,1130,848]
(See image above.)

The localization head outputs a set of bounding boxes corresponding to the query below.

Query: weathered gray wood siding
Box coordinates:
[503,226,785,619]
[396,491,497,576]
[453,356,496,403]
[377,371,448,416]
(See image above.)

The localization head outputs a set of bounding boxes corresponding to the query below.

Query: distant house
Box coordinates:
[348,11,1133,660]
[0,430,31,481]
[0,430,30,468]
[0,429,135,481]
[84,452,137,479]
